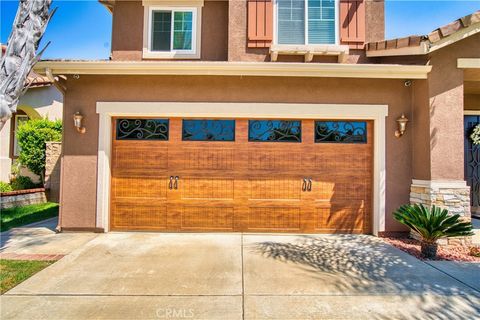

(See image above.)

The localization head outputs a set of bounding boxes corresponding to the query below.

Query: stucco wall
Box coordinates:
[61,74,412,231]
[18,86,63,120]
[111,0,228,61]
[0,119,12,182]
[380,33,480,181]
[426,34,479,180]
[0,85,63,183]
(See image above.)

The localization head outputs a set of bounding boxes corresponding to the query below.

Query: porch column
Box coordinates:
[410,52,470,220]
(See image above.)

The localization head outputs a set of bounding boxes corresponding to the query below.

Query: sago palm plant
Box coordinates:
[393,204,473,258]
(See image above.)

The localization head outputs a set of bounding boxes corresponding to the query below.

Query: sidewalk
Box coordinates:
[0,217,98,260]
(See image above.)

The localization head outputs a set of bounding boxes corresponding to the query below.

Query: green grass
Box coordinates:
[1,202,59,232]
[0,259,54,294]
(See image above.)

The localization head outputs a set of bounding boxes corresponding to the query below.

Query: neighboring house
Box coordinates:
[33,1,479,233]
[0,45,63,183]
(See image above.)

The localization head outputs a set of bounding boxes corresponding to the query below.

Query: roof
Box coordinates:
[99,0,114,13]
[1,44,53,88]
[26,71,53,88]
[367,10,480,57]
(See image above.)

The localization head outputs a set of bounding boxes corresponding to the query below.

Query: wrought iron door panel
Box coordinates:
[465,115,480,213]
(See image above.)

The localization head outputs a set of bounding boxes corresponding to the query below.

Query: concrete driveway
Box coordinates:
[0,217,98,259]
[2,233,479,320]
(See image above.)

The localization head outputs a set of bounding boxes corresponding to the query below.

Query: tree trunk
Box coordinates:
[0,0,54,131]
[420,241,438,259]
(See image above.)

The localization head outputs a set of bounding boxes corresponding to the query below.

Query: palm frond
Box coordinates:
[393,203,474,242]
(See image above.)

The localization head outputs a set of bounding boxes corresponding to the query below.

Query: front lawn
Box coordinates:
[1,202,59,232]
[0,259,54,294]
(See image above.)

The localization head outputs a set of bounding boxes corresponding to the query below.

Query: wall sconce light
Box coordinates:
[73,112,86,134]
[395,113,409,138]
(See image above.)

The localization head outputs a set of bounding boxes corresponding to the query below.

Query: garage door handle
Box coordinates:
[307,178,312,192]
[174,176,179,190]
[302,178,307,191]
[169,176,174,190]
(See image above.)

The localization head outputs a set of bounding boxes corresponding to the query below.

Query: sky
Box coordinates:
[1,0,479,60]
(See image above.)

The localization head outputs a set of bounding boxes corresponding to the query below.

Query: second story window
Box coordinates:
[277,0,337,45]
[145,6,200,58]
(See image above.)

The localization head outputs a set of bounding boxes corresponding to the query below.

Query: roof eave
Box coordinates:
[34,61,432,80]
[99,0,114,13]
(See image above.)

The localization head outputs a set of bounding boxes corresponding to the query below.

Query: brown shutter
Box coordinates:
[247,0,273,48]
[340,0,366,49]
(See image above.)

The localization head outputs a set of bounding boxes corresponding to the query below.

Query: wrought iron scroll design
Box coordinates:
[116,119,169,140]
[182,120,235,141]
[248,120,302,142]
[465,116,479,208]
[315,121,367,143]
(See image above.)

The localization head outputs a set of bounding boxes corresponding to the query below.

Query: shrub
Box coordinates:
[0,181,13,193]
[10,176,39,191]
[393,204,474,259]
[16,118,62,182]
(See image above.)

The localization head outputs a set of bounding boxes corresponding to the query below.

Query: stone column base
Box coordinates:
[410,179,472,246]
[410,180,471,218]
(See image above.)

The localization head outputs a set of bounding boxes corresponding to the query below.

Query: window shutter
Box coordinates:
[339,0,366,49]
[247,0,273,48]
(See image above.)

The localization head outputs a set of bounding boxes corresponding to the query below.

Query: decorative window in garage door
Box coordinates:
[116,119,169,140]
[182,119,235,141]
[248,120,302,142]
[315,121,366,143]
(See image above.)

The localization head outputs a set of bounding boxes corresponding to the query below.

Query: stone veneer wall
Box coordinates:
[45,142,62,203]
[410,179,472,245]
[0,188,47,209]
[410,180,471,217]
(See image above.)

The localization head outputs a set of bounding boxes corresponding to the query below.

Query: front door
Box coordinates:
[464,115,480,217]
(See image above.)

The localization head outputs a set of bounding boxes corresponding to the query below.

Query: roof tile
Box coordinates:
[367,10,480,52]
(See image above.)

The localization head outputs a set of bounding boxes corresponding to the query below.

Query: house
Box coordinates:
[0,45,63,184]
[33,0,479,234]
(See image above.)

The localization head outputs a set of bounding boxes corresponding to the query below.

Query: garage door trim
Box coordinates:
[96,102,388,235]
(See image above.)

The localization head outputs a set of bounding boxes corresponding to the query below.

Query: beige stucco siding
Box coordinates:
[61,75,413,231]
[0,85,63,182]
[111,0,228,61]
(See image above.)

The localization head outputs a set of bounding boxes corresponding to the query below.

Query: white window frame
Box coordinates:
[143,6,202,59]
[13,114,28,157]
[273,0,340,45]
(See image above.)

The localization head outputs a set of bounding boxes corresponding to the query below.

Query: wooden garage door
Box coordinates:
[111,118,373,233]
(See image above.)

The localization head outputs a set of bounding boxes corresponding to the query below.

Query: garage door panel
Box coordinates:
[179,206,235,231]
[248,178,303,200]
[314,151,369,175]
[245,207,302,231]
[246,148,315,171]
[315,205,365,232]
[113,176,169,200]
[112,204,168,230]
[114,145,169,175]
[170,147,236,171]
[180,178,235,200]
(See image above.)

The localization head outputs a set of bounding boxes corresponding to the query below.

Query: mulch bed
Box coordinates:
[382,235,480,262]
